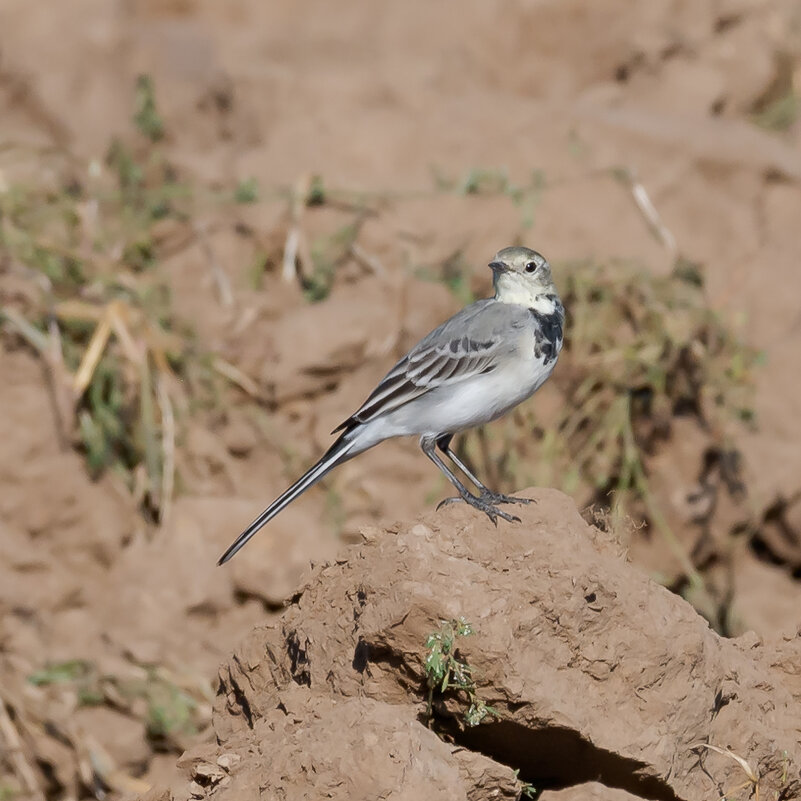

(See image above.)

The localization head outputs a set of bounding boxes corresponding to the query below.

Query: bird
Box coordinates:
[218,246,565,565]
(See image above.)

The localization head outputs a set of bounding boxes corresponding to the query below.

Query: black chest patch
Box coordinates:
[530,298,565,365]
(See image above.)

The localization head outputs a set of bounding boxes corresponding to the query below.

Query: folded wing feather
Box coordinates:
[331,300,512,433]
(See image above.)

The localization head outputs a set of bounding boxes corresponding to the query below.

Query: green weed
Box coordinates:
[26,659,208,750]
[27,659,93,687]
[0,77,244,521]
[144,678,198,747]
[439,249,476,306]
[751,53,800,133]
[424,618,500,727]
[432,165,546,229]
[513,770,538,799]
[133,74,165,141]
[752,91,799,131]
[304,220,361,302]
[234,177,260,204]
[27,660,104,706]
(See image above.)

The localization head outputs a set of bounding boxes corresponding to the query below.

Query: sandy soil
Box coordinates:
[1,1,800,799]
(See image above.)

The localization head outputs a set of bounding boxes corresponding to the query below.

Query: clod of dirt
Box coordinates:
[153,489,801,800]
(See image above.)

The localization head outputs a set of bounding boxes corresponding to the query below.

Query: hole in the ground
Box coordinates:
[353,638,369,673]
[454,719,683,801]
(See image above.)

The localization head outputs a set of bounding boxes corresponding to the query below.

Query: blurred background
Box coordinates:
[1,0,800,798]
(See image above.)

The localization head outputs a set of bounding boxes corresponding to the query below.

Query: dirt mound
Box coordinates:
[3,2,801,798]
[152,489,801,801]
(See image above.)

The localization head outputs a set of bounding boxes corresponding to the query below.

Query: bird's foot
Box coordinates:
[436,494,521,524]
[477,489,534,506]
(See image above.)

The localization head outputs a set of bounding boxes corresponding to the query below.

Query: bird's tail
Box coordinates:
[217,432,358,565]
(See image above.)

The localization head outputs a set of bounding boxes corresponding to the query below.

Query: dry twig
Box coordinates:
[0,695,45,801]
[616,166,677,257]
[157,374,176,528]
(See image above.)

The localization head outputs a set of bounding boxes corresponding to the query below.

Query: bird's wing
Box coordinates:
[333,300,525,432]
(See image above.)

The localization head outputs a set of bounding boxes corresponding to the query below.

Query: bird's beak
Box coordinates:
[489,261,508,274]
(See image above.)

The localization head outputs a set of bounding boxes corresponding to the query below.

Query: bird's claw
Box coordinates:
[477,490,534,506]
[436,494,521,524]
[436,496,463,511]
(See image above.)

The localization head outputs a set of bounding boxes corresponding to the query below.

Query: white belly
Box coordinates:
[367,355,555,443]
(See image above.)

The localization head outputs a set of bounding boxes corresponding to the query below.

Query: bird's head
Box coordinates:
[489,247,556,309]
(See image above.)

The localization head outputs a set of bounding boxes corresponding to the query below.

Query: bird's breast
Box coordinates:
[528,302,564,367]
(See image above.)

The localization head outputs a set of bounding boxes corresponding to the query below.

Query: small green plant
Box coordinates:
[27,659,92,686]
[304,220,361,302]
[133,74,165,141]
[26,659,208,750]
[305,174,327,206]
[513,771,538,799]
[144,677,198,746]
[27,659,102,705]
[234,176,259,204]
[430,165,545,229]
[752,91,799,131]
[428,249,476,306]
[460,167,512,196]
[0,76,242,521]
[424,618,500,727]
[750,53,800,133]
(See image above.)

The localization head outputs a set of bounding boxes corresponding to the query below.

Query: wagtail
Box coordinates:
[219,246,564,564]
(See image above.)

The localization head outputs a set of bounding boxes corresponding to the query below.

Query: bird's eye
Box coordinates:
[525,261,538,273]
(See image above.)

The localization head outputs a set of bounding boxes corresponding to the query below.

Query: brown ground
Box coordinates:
[1,1,801,800]
[168,491,801,801]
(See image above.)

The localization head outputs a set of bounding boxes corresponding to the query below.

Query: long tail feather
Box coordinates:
[218,434,357,565]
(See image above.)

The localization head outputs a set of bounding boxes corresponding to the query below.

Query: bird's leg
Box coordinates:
[435,434,532,506]
[421,436,520,524]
